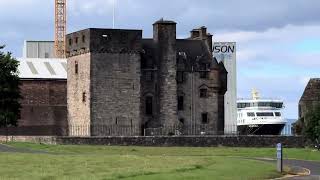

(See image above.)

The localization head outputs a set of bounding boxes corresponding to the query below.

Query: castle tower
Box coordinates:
[66,28,143,136]
[153,20,179,129]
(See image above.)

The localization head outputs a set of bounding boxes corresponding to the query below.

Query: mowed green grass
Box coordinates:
[0,142,317,180]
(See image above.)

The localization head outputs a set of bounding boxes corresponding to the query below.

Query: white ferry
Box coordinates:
[237,89,287,135]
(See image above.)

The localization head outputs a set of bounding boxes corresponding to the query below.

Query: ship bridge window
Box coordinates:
[271,103,283,108]
[247,112,255,117]
[275,112,281,117]
[258,102,272,107]
[237,103,250,108]
[256,112,274,117]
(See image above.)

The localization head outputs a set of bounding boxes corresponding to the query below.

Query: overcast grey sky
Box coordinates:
[0,0,319,119]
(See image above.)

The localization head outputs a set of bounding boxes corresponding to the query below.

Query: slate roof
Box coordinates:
[141,39,216,66]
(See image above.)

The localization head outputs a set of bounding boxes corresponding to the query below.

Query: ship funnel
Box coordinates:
[252,88,260,100]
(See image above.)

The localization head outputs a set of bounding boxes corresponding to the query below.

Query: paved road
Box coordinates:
[282,159,320,180]
[284,159,320,176]
[0,143,48,154]
[250,157,320,180]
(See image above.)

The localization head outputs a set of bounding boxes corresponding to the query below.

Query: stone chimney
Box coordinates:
[190,26,213,52]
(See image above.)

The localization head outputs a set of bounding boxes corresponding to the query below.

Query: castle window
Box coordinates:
[202,113,208,124]
[200,71,209,79]
[75,61,79,74]
[200,88,208,98]
[178,96,184,111]
[145,71,153,82]
[146,96,153,115]
[179,118,185,124]
[82,92,86,102]
[82,35,86,43]
[75,37,79,44]
[177,71,184,83]
[69,38,72,46]
[200,63,209,79]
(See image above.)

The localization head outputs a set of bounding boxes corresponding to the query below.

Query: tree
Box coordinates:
[0,45,21,130]
[303,105,320,142]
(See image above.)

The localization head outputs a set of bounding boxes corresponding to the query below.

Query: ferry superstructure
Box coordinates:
[237,90,287,135]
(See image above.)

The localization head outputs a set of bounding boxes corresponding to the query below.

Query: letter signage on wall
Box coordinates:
[213,42,236,61]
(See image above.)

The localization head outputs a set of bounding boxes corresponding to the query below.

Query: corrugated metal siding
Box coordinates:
[24,41,55,58]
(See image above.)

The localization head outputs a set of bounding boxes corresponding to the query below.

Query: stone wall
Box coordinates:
[0,80,67,136]
[67,53,91,136]
[299,78,320,119]
[0,136,308,148]
[90,52,142,136]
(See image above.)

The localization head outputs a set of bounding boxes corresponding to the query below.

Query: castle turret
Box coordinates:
[153,19,178,130]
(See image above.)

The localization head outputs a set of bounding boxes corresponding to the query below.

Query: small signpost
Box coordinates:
[276,143,283,173]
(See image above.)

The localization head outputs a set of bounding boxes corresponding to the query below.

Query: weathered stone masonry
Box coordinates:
[0,80,67,136]
[66,20,227,136]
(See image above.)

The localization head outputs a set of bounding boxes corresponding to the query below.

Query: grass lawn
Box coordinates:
[0,142,318,180]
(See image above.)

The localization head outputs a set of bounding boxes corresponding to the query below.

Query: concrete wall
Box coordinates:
[213,42,237,134]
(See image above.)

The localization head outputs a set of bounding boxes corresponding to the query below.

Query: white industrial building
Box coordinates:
[23,41,55,59]
[213,42,237,134]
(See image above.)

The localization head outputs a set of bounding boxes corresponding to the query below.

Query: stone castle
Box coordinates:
[66,20,227,136]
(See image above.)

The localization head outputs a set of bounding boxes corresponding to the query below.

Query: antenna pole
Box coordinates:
[113,0,115,28]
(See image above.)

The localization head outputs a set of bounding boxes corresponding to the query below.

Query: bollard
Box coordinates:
[276,143,283,173]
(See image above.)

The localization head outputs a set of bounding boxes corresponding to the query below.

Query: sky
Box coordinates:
[0,0,319,119]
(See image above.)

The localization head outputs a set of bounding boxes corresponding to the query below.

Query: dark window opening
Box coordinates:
[75,37,79,44]
[256,112,274,117]
[247,112,255,117]
[200,71,209,79]
[146,59,153,68]
[200,88,208,98]
[177,71,184,83]
[179,118,185,124]
[145,71,153,82]
[237,103,251,108]
[82,35,85,43]
[82,92,86,102]
[146,96,153,115]
[69,38,72,46]
[178,96,184,111]
[202,113,208,124]
[75,61,78,74]
[275,112,281,117]
[200,63,209,79]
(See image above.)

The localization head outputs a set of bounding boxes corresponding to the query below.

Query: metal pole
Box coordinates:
[5,117,8,143]
[112,0,115,29]
[276,143,283,173]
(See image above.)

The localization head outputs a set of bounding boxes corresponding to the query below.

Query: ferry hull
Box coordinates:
[237,124,285,135]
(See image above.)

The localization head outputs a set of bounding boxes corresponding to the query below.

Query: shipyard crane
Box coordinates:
[54,0,67,58]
